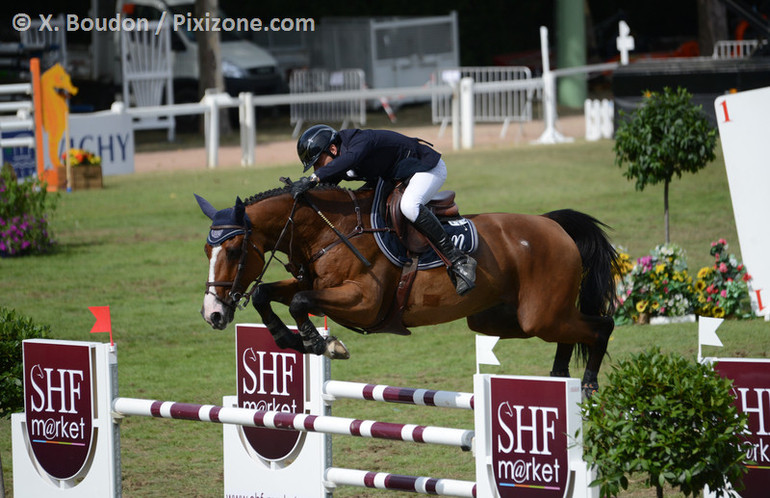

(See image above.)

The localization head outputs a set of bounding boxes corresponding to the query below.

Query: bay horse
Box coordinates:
[197,180,619,396]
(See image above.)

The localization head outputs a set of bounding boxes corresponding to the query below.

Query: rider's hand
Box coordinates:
[291,175,318,198]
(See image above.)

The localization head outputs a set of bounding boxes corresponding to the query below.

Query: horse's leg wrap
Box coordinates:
[298,321,327,355]
[581,369,599,399]
[297,321,350,359]
[266,315,305,353]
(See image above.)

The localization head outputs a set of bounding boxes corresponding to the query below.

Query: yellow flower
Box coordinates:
[713,307,726,318]
[695,281,706,291]
[636,300,648,312]
[697,267,712,279]
[655,264,666,274]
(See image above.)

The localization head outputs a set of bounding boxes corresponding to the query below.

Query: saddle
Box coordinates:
[366,181,465,336]
[386,182,460,253]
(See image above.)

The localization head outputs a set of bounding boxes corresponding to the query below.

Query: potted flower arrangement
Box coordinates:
[616,240,754,324]
[615,244,696,325]
[62,149,102,190]
[694,239,753,318]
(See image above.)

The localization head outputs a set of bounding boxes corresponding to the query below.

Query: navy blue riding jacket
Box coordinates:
[312,129,441,184]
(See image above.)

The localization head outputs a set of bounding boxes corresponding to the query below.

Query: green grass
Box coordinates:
[2,138,769,497]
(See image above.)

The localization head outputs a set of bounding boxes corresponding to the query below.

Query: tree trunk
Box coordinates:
[656,483,664,498]
[663,180,671,245]
[697,0,729,56]
[195,0,231,135]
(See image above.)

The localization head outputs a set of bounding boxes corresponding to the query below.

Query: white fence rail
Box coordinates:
[432,66,535,138]
[289,68,367,137]
[0,82,35,149]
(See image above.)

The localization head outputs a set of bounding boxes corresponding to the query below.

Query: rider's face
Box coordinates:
[313,144,337,170]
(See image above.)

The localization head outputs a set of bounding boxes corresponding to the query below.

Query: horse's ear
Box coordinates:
[234,196,245,223]
[194,193,218,220]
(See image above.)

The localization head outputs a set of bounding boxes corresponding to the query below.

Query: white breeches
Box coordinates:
[400,159,448,222]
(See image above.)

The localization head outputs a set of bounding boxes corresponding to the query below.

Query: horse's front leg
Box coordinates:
[252,279,306,353]
[289,281,373,360]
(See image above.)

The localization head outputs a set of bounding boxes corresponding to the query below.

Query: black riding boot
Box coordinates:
[412,205,477,296]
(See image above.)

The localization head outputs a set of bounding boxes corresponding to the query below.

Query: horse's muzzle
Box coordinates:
[201,304,232,330]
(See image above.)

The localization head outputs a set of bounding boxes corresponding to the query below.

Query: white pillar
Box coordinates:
[239,92,255,167]
[535,26,572,144]
[460,77,474,150]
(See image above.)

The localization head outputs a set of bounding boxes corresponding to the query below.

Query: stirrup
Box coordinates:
[449,255,476,296]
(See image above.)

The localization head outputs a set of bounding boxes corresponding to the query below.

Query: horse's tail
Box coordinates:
[543,209,620,318]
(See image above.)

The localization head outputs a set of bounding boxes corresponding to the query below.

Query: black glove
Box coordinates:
[291,176,318,198]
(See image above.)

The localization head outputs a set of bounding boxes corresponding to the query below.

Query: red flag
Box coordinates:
[89,306,113,345]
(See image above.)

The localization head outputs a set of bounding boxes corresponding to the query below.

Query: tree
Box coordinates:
[614,87,717,244]
[195,0,231,135]
[580,349,749,498]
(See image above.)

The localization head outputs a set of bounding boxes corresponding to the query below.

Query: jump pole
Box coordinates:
[112,397,474,450]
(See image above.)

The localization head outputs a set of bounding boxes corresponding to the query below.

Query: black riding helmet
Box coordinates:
[297,124,339,171]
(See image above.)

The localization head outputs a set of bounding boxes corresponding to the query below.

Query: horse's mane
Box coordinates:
[243,183,357,206]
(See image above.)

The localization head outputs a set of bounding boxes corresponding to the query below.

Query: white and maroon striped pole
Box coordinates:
[323,380,474,410]
[324,467,477,497]
[113,398,474,450]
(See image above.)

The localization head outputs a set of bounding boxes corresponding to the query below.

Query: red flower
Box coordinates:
[719,263,728,273]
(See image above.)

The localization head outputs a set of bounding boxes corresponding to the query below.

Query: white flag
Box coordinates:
[699,317,724,347]
[476,335,500,372]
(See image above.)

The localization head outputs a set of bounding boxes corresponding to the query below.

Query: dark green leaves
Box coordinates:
[579,349,750,497]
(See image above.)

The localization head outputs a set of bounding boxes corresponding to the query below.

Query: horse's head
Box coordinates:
[196,194,264,330]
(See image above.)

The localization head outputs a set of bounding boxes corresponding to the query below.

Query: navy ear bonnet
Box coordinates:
[195,194,249,245]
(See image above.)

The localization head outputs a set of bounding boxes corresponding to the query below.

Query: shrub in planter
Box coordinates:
[614,86,717,244]
[0,307,50,418]
[579,349,749,497]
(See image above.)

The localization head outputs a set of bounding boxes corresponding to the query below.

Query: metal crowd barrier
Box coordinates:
[432,66,535,138]
[289,68,367,137]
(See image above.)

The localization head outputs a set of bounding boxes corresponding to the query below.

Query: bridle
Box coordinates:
[204,201,299,312]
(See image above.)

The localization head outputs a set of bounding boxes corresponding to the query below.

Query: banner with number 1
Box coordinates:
[714,88,770,318]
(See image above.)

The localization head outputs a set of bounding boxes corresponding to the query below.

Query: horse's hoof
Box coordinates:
[324,336,350,359]
[582,382,599,400]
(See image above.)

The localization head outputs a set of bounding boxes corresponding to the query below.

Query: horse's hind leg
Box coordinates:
[550,343,574,377]
[580,315,615,398]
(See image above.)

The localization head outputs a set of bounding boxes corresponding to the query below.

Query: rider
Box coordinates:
[293,124,477,296]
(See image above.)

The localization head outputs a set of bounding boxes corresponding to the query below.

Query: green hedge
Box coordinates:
[0,307,49,418]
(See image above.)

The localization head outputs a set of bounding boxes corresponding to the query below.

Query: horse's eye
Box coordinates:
[226,247,242,261]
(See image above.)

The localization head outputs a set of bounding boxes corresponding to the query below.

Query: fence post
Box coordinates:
[239,92,255,167]
[460,77,474,150]
[451,81,461,151]
[203,90,220,169]
[534,26,571,144]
